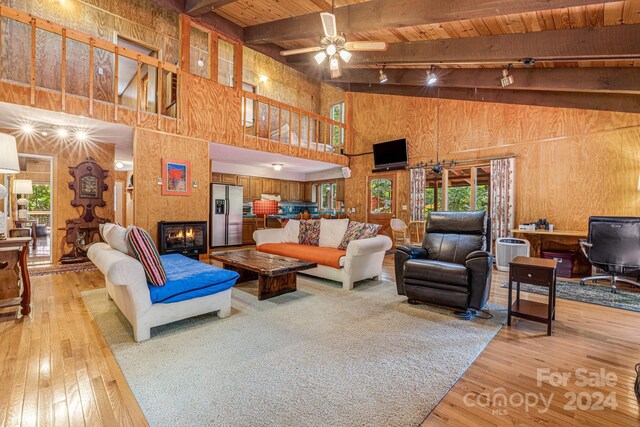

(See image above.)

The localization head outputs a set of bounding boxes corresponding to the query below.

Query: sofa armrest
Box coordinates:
[345,235,392,257]
[465,251,493,310]
[253,228,284,246]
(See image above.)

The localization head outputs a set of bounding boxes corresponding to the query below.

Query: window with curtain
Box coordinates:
[422,165,491,213]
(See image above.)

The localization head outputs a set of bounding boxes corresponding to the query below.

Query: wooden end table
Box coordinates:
[210,250,317,300]
[0,237,33,316]
[508,256,558,335]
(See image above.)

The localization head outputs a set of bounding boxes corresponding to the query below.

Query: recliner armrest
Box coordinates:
[466,250,491,262]
[396,245,428,259]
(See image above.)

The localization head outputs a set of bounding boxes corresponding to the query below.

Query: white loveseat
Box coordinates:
[253,224,392,290]
[88,243,232,342]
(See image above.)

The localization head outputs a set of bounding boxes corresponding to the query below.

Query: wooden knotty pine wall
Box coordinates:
[344,92,640,232]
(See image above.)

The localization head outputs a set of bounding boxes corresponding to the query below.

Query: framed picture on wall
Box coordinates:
[162,159,191,196]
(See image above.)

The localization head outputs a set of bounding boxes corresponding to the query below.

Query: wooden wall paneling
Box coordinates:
[346,91,640,230]
[61,28,66,111]
[133,128,210,245]
[30,18,36,105]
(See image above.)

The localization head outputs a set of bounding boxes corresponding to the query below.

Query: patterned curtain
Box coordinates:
[410,168,426,221]
[490,158,515,240]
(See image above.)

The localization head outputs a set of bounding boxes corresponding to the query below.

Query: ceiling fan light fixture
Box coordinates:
[330,67,342,79]
[314,51,327,65]
[339,49,352,63]
[379,68,388,84]
[329,55,340,71]
[326,44,337,56]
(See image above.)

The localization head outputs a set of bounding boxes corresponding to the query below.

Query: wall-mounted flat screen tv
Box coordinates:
[373,138,408,171]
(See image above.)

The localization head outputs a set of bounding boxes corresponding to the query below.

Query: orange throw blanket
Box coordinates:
[257,243,346,269]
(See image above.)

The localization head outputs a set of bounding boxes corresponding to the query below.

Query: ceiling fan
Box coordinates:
[280,4,388,78]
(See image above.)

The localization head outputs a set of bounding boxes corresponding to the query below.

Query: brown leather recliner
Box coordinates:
[394,211,493,314]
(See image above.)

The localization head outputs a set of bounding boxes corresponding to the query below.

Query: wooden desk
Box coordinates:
[508,256,558,335]
[511,229,587,258]
[0,237,32,316]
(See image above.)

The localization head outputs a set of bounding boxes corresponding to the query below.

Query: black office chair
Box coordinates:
[579,216,640,292]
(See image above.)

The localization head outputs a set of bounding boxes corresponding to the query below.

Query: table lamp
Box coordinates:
[13,179,33,221]
[0,133,20,239]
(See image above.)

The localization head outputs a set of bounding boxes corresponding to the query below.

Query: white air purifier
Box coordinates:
[496,237,531,271]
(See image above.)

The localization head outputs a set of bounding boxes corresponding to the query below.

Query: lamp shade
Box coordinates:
[0,133,19,174]
[13,179,33,195]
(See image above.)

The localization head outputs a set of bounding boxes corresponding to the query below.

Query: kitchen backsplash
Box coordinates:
[279,202,318,215]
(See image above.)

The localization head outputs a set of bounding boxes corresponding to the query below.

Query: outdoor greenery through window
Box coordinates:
[370,178,392,214]
[319,182,336,211]
[330,102,344,149]
[28,183,51,227]
[424,166,490,215]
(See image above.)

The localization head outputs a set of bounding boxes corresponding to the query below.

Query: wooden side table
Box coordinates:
[0,237,32,316]
[508,256,558,335]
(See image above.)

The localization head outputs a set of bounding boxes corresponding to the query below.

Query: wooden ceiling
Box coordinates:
[153,0,640,112]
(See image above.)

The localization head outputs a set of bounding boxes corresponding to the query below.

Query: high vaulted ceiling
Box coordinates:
[156,0,640,112]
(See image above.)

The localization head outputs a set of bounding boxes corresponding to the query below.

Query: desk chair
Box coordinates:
[579,216,640,292]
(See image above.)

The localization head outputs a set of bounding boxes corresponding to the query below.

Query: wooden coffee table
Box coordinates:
[211,250,317,300]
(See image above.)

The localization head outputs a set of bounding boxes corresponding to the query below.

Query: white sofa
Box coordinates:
[88,243,232,342]
[253,227,392,290]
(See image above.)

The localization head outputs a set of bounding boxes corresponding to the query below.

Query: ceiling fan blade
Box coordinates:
[344,41,388,51]
[280,46,323,57]
[321,12,337,37]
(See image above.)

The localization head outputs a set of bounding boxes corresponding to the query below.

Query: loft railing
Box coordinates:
[242,91,347,156]
[0,4,179,128]
[0,5,348,159]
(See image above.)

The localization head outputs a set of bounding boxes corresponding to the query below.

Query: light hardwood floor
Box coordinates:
[0,256,638,426]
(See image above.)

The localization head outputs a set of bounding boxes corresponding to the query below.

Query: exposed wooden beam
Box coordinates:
[324,67,640,94]
[344,84,640,114]
[186,0,239,16]
[148,0,185,13]
[244,0,621,44]
[289,24,640,66]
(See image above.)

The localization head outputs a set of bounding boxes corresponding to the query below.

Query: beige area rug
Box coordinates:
[82,276,506,427]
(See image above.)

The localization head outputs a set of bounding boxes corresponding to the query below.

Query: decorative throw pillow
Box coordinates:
[338,221,365,250]
[338,221,382,250]
[126,226,167,287]
[299,219,321,246]
[104,224,130,255]
[282,219,300,243]
[319,218,350,248]
[359,222,382,239]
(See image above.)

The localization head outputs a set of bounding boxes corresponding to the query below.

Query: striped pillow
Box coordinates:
[126,226,167,287]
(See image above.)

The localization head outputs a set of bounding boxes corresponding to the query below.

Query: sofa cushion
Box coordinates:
[319,218,349,248]
[104,223,130,255]
[126,226,167,286]
[338,221,382,250]
[257,243,346,268]
[404,260,469,287]
[282,219,300,243]
[148,254,239,303]
[299,219,321,246]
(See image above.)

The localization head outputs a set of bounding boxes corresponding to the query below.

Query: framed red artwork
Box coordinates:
[162,159,191,196]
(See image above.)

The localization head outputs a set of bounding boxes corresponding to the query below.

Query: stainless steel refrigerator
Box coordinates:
[210,184,243,247]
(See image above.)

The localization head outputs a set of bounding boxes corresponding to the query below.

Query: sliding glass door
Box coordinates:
[425,164,490,214]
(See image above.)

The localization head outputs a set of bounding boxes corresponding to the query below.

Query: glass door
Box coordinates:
[368,173,395,234]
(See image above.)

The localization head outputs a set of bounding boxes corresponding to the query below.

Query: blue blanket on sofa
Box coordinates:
[148,254,240,304]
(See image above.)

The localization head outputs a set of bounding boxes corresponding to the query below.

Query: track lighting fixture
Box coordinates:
[20,123,34,134]
[378,67,388,84]
[501,64,514,87]
[56,128,69,138]
[426,65,438,85]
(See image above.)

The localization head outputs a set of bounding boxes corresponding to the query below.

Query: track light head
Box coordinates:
[426,65,438,85]
[379,68,388,84]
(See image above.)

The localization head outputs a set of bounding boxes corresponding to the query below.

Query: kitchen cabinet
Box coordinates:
[211,172,222,183]
[222,174,237,185]
[280,180,290,201]
[249,177,263,200]
[304,182,313,202]
[271,179,281,196]
[237,176,250,197]
[262,179,272,194]
[242,218,256,244]
[289,182,302,201]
